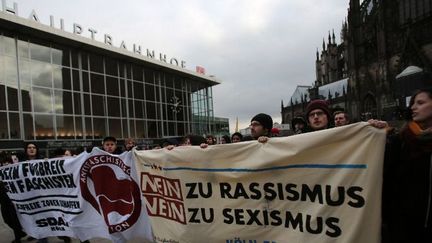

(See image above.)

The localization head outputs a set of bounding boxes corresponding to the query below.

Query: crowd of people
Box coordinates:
[0,99,352,168]
[0,142,92,243]
[0,99,353,243]
[0,77,431,242]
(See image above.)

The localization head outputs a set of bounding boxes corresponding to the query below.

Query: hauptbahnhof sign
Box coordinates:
[1,0,187,68]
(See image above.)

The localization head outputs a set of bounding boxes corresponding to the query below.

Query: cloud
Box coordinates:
[13,0,348,133]
[238,0,283,33]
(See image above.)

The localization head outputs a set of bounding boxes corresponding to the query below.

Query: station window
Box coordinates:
[30,42,51,63]
[34,114,54,140]
[108,118,121,138]
[23,113,33,140]
[9,113,20,139]
[89,53,103,73]
[0,112,7,139]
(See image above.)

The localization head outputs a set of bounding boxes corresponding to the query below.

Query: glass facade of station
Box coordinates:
[0,30,215,149]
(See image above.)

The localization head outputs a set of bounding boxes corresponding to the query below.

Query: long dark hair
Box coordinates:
[22,142,42,161]
[231,132,243,142]
[222,135,231,144]
[406,87,432,120]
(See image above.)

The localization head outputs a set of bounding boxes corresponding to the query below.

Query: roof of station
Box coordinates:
[0,11,220,86]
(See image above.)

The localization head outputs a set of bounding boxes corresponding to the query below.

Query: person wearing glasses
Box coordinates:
[305,99,332,131]
[258,100,331,145]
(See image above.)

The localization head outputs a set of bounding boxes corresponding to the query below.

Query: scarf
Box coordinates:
[408,121,432,139]
[401,121,432,154]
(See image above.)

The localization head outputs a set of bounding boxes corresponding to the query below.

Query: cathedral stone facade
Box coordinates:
[282,0,432,126]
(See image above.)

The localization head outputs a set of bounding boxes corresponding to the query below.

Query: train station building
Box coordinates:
[0,2,221,153]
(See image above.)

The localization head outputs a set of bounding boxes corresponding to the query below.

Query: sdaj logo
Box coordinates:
[80,155,141,233]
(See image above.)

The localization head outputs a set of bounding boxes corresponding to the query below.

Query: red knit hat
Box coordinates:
[271,127,280,134]
[306,99,331,119]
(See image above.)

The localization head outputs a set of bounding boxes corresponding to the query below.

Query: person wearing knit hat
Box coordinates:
[305,99,332,131]
[271,127,280,137]
[291,116,307,134]
[250,113,273,139]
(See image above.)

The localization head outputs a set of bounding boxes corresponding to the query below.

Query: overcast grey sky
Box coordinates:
[10,0,348,131]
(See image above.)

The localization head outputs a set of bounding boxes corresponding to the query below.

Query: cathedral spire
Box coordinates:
[328,31,331,45]
[316,48,319,61]
[322,38,326,51]
[350,0,360,10]
[342,18,349,41]
[332,29,336,44]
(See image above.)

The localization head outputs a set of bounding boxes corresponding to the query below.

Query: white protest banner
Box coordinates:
[134,122,386,243]
[0,148,152,243]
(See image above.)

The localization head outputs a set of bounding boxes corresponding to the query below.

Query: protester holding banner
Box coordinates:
[18,143,47,243]
[21,143,43,161]
[205,135,216,145]
[0,155,27,243]
[180,134,206,146]
[291,116,307,134]
[305,99,332,131]
[200,113,272,147]
[134,122,385,243]
[259,101,332,144]
[102,136,122,154]
[220,135,231,144]
[180,135,192,146]
[231,132,243,143]
[250,113,273,139]
[377,87,432,243]
[63,149,74,157]
[334,110,350,127]
[49,149,88,243]
[124,138,136,151]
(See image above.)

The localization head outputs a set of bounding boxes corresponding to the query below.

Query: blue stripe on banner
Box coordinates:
[161,164,367,172]
[10,194,78,202]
